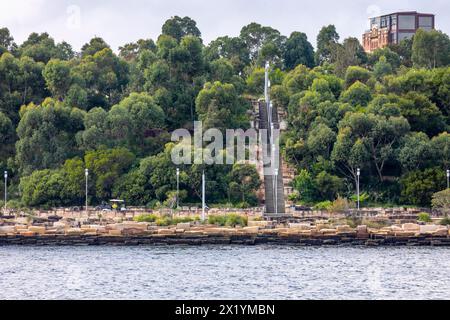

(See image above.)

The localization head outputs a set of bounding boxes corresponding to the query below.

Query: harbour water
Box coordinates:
[1,245,449,300]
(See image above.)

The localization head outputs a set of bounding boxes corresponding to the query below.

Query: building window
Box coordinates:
[418,16,433,31]
[398,32,415,41]
[398,15,416,29]
[390,32,397,44]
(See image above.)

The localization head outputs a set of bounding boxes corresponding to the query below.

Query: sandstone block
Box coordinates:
[0,226,15,234]
[157,229,176,235]
[242,226,259,233]
[176,222,191,230]
[28,226,46,234]
[248,221,270,228]
[336,225,352,232]
[420,225,445,234]
[66,228,85,235]
[289,223,311,230]
[321,228,337,234]
[108,230,122,236]
[402,223,420,231]
[356,225,368,233]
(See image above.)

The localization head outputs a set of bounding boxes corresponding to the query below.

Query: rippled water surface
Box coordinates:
[1,245,450,300]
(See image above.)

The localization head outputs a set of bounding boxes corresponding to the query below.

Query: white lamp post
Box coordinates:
[274,168,279,215]
[85,169,89,215]
[176,168,180,209]
[202,170,206,222]
[356,168,361,211]
[4,171,7,214]
[447,169,450,189]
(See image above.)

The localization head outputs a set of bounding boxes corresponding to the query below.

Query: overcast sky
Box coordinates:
[1,0,449,51]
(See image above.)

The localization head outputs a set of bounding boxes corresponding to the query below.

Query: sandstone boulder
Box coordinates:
[419,225,446,234]
[336,225,353,233]
[176,222,191,230]
[0,226,15,234]
[289,223,311,230]
[321,228,337,235]
[53,221,68,229]
[316,224,331,231]
[157,229,176,235]
[108,230,122,236]
[356,225,368,233]
[242,226,259,233]
[402,223,420,231]
[66,228,84,235]
[28,226,46,234]
[248,220,270,228]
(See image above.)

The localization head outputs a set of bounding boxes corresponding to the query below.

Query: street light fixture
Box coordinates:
[4,171,7,214]
[176,168,180,209]
[447,169,450,189]
[356,168,361,211]
[85,169,89,216]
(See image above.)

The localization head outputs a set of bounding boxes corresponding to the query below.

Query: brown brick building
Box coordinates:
[362,11,435,53]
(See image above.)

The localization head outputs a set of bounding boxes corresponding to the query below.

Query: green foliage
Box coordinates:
[412,29,450,69]
[313,200,332,210]
[417,212,432,223]
[400,167,446,207]
[0,20,449,209]
[344,66,371,88]
[340,81,372,106]
[439,216,450,226]
[432,189,450,214]
[162,16,201,42]
[284,32,315,69]
[85,148,135,200]
[134,214,158,223]
[350,192,370,205]
[16,99,85,175]
[208,213,248,227]
[315,25,339,65]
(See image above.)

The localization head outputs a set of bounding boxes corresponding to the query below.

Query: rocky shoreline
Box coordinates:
[1,225,450,247]
[2,217,450,247]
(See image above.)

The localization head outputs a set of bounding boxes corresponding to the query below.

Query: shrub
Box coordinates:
[313,201,332,210]
[350,192,370,205]
[134,214,158,223]
[208,214,247,227]
[328,197,354,213]
[432,189,450,214]
[417,212,432,223]
[439,216,450,226]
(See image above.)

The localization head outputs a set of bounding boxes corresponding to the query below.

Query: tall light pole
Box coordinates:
[85,168,89,216]
[176,168,180,209]
[201,170,206,222]
[274,168,279,215]
[356,168,361,211]
[447,169,450,189]
[4,171,7,214]
[272,143,276,214]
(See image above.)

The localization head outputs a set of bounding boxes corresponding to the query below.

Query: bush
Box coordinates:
[313,201,332,210]
[350,192,370,206]
[328,197,354,213]
[135,214,197,225]
[134,214,158,223]
[432,189,450,214]
[208,214,247,227]
[417,212,432,223]
[439,216,450,226]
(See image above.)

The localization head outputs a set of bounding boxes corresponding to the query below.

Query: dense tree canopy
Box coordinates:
[0,20,448,209]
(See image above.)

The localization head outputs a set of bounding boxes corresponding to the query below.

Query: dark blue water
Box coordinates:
[1,245,449,300]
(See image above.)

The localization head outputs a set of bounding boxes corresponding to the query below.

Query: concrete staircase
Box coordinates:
[258,101,285,214]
